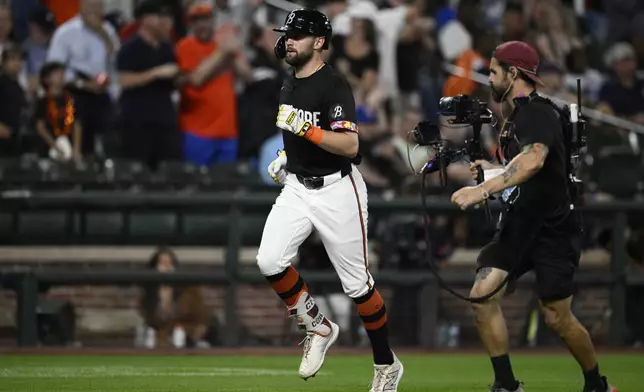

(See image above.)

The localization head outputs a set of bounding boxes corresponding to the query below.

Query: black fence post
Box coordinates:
[17,271,39,347]
[418,280,439,348]
[223,201,242,346]
[609,212,628,346]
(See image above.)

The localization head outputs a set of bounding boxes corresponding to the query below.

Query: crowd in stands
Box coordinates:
[0,0,641,192]
[0,0,642,259]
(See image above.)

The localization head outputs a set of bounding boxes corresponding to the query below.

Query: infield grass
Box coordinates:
[0,353,641,391]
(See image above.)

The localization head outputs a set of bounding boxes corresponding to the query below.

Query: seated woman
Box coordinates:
[138,247,211,348]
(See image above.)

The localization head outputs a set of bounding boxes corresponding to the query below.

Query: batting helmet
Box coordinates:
[273,8,332,59]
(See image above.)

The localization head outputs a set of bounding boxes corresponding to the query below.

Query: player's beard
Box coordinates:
[285,48,314,68]
[490,80,511,103]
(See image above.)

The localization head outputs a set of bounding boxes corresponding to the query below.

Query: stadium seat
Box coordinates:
[592,147,643,198]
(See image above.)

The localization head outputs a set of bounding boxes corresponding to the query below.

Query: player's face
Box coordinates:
[488,57,512,103]
[284,34,317,67]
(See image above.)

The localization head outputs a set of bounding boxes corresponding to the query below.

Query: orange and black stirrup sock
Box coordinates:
[354,287,394,365]
[265,266,308,307]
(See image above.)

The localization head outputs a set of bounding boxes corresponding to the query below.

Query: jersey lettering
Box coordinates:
[293,108,321,127]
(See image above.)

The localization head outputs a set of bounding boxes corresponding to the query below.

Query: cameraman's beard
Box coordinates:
[491,82,510,103]
[285,49,314,68]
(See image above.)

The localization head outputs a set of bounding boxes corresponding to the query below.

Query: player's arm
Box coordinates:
[480,105,555,194]
[276,77,359,158]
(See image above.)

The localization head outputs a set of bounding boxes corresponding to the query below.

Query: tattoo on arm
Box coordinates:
[475,267,493,281]
[521,143,549,165]
[502,163,520,184]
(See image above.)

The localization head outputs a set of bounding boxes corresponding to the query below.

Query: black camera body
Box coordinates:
[411,95,493,147]
[411,94,492,191]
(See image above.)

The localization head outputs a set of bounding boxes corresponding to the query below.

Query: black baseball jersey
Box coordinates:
[280,63,358,177]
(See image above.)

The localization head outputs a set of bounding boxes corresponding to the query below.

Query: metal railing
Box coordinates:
[1,192,642,347]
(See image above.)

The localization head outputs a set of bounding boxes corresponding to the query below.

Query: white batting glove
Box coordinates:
[267,150,288,185]
[276,104,311,136]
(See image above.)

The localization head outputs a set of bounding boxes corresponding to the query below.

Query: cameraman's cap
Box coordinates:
[493,41,545,87]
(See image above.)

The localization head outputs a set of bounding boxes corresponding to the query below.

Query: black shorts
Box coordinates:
[477,209,582,302]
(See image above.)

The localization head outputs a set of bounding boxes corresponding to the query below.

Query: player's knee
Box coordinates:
[256,253,290,276]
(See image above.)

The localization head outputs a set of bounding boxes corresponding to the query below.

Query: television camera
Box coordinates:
[410,94,495,219]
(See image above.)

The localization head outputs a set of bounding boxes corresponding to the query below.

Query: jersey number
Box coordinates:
[286,12,295,25]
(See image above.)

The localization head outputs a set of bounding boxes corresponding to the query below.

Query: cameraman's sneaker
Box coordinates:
[287,291,339,380]
[369,353,404,392]
[490,382,524,392]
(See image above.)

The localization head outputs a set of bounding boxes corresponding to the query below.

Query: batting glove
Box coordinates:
[268,150,288,185]
[276,104,312,136]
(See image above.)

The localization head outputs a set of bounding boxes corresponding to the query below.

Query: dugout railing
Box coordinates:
[0,192,642,348]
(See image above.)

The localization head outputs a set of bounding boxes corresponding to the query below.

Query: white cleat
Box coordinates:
[298,320,340,380]
[369,353,404,392]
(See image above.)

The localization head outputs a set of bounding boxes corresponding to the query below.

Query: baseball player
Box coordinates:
[255,8,403,392]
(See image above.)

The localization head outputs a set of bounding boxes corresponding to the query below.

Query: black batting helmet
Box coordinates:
[273,8,332,59]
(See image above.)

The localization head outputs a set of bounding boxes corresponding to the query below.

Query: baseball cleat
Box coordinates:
[369,353,404,392]
[489,382,524,392]
[298,320,339,380]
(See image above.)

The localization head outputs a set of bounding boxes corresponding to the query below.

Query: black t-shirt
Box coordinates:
[503,99,570,219]
[116,35,177,126]
[329,36,379,80]
[0,74,26,134]
[281,63,358,177]
[598,77,644,118]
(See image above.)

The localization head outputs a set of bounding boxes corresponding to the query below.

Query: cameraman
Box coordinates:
[450,41,616,392]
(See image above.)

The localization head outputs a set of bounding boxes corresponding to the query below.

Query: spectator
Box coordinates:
[0,44,27,156]
[238,23,285,163]
[501,1,528,43]
[438,0,480,62]
[116,0,181,171]
[42,0,81,26]
[0,4,14,56]
[564,46,605,105]
[139,247,210,348]
[175,1,251,166]
[597,42,644,125]
[46,0,119,158]
[537,60,578,103]
[533,0,582,70]
[442,29,496,98]
[23,6,57,98]
[329,13,379,109]
[34,62,82,162]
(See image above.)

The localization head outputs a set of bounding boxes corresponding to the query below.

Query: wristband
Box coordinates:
[303,126,324,145]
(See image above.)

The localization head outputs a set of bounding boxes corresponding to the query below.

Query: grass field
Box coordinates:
[0,352,641,392]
